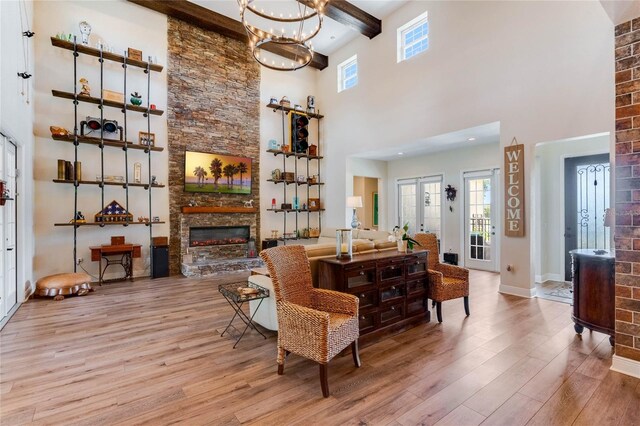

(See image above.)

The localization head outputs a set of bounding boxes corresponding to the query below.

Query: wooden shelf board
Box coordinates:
[51,134,164,152]
[266,103,324,119]
[51,37,163,72]
[266,179,324,186]
[267,208,325,213]
[181,206,257,214]
[55,221,165,227]
[266,149,323,160]
[52,179,164,188]
[51,90,164,116]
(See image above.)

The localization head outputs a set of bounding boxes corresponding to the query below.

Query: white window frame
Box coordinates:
[397,11,429,63]
[337,54,358,92]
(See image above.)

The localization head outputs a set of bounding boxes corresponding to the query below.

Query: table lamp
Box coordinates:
[346,196,363,229]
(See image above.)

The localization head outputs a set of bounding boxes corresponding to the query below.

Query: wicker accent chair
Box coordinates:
[414,233,470,323]
[260,245,361,398]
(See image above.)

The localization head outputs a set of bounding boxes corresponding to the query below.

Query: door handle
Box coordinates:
[6,248,13,251]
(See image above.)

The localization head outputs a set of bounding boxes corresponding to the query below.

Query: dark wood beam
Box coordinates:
[300,0,382,39]
[127,0,328,70]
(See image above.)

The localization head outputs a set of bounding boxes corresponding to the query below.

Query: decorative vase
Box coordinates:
[397,240,408,252]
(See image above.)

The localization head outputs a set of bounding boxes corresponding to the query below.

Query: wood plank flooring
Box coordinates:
[1,270,638,425]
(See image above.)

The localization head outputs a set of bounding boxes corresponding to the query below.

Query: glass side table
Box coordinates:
[218,281,270,348]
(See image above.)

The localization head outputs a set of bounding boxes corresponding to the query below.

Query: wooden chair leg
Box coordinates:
[432,300,436,308]
[351,340,361,368]
[464,296,470,316]
[436,301,443,323]
[277,346,286,375]
[319,364,329,398]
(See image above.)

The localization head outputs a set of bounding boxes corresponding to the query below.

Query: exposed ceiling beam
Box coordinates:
[127,0,328,70]
[300,0,382,39]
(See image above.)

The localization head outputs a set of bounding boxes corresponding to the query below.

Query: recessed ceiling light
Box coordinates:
[467,137,476,141]
[330,35,336,40]
[398,152,404,155]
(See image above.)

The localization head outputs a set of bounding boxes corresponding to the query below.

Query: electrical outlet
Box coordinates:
[76,257,83,265]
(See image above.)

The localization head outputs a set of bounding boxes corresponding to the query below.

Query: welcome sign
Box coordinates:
[504,140,525,237]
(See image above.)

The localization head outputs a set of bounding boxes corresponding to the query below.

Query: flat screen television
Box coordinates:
[184,150,252,194]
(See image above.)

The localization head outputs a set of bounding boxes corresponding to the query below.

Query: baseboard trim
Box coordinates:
[499,284,536,298]
[535,273,564,283]
[611,354,640,379]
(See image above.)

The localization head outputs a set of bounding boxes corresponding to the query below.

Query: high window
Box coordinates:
[337,55,358,92]
[397,12,429,63]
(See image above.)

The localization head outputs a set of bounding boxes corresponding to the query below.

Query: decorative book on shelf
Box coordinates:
[95,200,133,223]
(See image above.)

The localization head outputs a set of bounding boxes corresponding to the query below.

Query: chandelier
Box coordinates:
[238,0,326,71]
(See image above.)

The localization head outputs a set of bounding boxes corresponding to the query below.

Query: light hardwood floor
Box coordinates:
[1,270,638,425]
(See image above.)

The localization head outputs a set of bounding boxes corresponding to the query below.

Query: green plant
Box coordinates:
[392,222,422,250]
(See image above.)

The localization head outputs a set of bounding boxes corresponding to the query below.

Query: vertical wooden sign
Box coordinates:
[504,140,525,237]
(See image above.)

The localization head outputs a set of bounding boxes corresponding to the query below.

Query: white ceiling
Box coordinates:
[599,0,640,25]
[353,122,501,161]
[191,0,408,55]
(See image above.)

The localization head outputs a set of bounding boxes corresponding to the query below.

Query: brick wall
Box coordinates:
[167,18,261,275]
[615,17,640,362]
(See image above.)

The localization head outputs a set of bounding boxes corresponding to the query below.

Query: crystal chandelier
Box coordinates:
[238,0,326,71]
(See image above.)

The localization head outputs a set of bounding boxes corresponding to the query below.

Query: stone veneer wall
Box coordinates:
[167,17,260,275]
[615,17,640,362]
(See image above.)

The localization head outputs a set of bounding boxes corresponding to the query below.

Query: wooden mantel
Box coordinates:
[181,206,257,214]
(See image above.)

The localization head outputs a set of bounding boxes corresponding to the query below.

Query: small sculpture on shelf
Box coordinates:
[50,126,70,137]
[69,211,86,224]
[138,216,150,223]
[307,95,315,114]
[78,21,91,45]
[188,199,198,207]
[279,96,290,107]
[79,78,90,96]
[130,92,142,106]
[243,199,254,208]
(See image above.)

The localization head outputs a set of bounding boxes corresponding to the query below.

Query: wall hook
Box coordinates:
[22,30,35,38]
[17,72,32,79]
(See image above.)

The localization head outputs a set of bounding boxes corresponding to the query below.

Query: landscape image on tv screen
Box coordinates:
[184,150,252,194]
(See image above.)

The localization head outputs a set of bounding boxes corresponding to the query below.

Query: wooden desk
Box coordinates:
[318,249,430,345]
[90,244,142,284]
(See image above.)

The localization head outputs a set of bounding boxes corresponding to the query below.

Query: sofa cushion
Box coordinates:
[374,239,397,250]
[304,243,336,258]
[358,229,391,241]
[353,240,375,253]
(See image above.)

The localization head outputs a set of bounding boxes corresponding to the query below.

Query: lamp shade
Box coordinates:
[346,196,363,208]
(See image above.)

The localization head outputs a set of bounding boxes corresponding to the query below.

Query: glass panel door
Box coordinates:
[420,178,442,240]
[398,181,417,235]
[465,171,497,271]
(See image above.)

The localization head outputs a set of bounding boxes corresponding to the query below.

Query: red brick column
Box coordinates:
[615,17,640,362]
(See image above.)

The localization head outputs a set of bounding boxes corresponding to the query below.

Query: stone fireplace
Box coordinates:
[179,210,261,277]
[167,17,261,275]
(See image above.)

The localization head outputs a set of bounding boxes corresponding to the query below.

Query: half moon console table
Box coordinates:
[570,249,615,346]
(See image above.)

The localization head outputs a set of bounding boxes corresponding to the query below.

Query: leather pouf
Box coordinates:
[35,273,93,301]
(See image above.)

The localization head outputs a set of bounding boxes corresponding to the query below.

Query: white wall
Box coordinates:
[387,142,500,261]
[534,134,610,282]
[1,0,35,300]
[316,0,615,295]
[33,0,169,281]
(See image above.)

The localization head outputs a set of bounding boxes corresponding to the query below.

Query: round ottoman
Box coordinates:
[35,273,93,301]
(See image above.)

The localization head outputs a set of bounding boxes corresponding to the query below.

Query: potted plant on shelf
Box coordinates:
[390,223,421,252]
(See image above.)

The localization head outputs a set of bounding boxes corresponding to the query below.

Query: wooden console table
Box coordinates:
[90,244,142,284]
[570,249,615,346]
[318,250,430,345]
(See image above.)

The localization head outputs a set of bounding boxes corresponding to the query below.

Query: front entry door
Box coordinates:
[564,154,610,281]
[1,137,18,322]
[464,170,499,271]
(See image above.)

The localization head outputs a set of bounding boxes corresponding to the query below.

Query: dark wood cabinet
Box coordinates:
[318,250,430,344]
[570,249,615,346]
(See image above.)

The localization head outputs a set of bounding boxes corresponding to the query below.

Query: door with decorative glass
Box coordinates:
[0,136,18,323]
[564,154,610,281]
[464,170,498,271]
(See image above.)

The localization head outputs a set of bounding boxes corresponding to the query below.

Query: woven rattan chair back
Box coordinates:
[414,233,439,270]
[260,245,314,307]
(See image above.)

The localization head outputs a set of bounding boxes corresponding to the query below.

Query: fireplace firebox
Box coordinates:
[189,226,250,247]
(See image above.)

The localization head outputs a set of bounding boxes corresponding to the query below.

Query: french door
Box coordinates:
[398,176,443,249]
[564,154,610,281]
[464,170,499,271]
[0,136,18,322]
